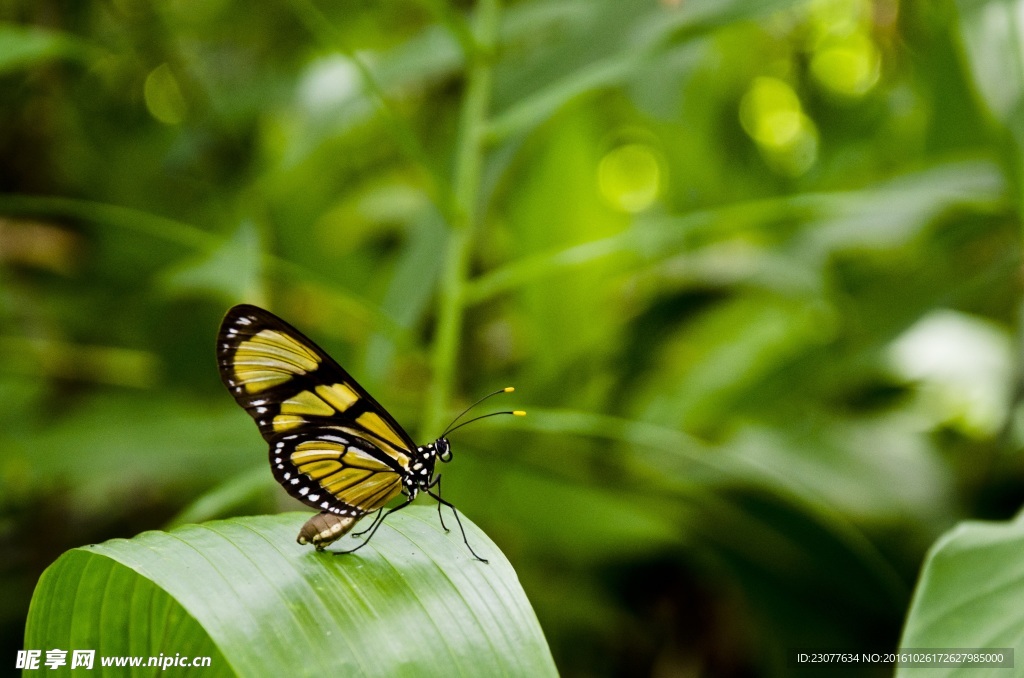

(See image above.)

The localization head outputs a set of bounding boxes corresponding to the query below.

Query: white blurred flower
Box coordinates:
[889,310,1014,437]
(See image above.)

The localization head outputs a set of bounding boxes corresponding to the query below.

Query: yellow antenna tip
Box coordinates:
[513,410,526,416]
[503,386,515,393]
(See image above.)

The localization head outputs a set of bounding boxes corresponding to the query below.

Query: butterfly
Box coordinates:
[216,304,522,561]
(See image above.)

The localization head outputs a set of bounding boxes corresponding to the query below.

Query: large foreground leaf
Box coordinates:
[25,509,557,677]
[897,511,1024,677]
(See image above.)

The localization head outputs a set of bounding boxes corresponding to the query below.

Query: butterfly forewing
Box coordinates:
[217,304,416,518]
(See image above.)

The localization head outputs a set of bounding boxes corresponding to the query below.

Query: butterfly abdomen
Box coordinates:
[297,512,358,551]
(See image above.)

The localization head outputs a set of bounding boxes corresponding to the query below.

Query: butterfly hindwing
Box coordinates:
[217,304,415,517]
[270,430,404,517]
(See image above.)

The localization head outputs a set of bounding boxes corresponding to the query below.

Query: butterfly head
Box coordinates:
[436,437,453,462]
[418,438,452,465]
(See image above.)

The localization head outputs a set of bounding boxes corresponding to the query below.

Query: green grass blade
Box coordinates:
[25,509,557,678]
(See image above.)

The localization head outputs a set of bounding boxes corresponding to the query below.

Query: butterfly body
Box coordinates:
[293,439,449,550]
[217,304,489,559]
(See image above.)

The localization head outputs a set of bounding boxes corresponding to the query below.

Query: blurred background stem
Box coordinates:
[422,0,501,438]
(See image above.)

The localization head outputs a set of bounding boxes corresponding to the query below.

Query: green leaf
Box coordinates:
[487,0,800,142]
[897,511,1024,677]
[25,509,557,677]
[157,220,265,304]
[466,160,1006,303]
[0,23,93,74]
[954,0,1024,126]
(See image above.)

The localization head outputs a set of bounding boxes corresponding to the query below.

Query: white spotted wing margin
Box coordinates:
[216,304,418,532]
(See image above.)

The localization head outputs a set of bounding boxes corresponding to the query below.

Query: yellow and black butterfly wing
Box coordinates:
[217,304,417,519]
[269,432,404,517]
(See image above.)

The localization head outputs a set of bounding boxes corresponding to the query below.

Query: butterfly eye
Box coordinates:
[438,439,453,462]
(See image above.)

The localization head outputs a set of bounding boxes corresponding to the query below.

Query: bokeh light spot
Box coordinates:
[811,32,881,97]
[739,77,803,147]
[739,77,819,176]
[299,54,360,114]
[598,143,662,213]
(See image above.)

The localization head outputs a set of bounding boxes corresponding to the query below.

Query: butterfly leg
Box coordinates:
[427,475,450,532]
[333,497,413,556]
[425,489,488,563]
[350,508,384,538]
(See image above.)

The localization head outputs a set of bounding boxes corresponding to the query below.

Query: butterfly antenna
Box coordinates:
[443,410,526,437]
[441,387,517,437]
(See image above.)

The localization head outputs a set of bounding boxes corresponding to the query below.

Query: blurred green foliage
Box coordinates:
[2,0,1023,675]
